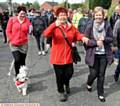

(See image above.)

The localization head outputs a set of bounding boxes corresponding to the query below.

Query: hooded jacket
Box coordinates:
[43,22,84,64]
[6,16,31,46]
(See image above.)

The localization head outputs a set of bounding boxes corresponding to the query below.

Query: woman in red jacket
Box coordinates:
[43,7,89,102]
[6,6,32,76]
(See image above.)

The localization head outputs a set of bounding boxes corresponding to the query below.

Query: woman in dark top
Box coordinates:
[84,6,113,102]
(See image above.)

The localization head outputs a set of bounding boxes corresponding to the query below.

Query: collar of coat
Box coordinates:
[59,21,72,31]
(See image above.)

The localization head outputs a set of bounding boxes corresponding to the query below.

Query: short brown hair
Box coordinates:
[17,6,27,13]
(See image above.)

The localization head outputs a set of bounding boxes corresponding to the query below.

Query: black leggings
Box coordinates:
[53,64,74,93]
[12,51,27,76]
[34,33,45,51]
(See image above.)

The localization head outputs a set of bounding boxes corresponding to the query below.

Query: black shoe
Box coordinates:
[86,85,92,92]
[98,96,106,102]
[65,86,71,94]
[59,93,67,102]
[114,73,119,82]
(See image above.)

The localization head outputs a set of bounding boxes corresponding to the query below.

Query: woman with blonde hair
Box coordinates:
[84,6,113,102]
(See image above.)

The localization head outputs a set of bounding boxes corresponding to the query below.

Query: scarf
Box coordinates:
[93,21,106,54]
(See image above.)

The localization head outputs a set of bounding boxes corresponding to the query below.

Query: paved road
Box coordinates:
[0,34,120,106]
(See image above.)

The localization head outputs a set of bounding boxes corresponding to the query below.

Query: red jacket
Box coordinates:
[6,16,31,46]
[43,22,84,64]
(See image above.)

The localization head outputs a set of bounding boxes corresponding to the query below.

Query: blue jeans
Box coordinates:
[115,48,120,74]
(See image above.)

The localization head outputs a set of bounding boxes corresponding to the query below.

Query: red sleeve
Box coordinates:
[43,22,56,38]
[73,26,84,41]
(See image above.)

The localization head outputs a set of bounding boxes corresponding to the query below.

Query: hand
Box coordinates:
[98,35,104,41]
[97,40,103,47]
[82,37,89,44]
[111,47,118,53]
[55,19,61,26]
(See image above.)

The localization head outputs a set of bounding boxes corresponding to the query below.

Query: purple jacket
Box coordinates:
[84,20,114,66]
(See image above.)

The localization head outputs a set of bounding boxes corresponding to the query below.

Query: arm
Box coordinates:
[73,28,89,44]
[112,19,119,46]
[6,17,13,42]
[43,22,56,38]
[104,25,113,44]
[84,23,97,47]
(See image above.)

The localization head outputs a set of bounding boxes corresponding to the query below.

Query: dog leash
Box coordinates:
[8,59,15,76]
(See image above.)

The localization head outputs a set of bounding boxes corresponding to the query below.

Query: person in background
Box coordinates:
[110,5,120,30]
[67,9,73,23]
[1,10,9,43]
[78,9,91,34]
[6,6,32,76]
[27,8,35,23]
[43,7,89,102]
[104,9,108,21]
[110,5,120,65]
[72,8,83,28]
[45,9,56,53]
[113,18,120,82]
[84,6,113,102]
[32,11,46,55]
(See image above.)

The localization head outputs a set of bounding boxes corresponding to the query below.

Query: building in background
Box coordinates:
[41,1,58,11]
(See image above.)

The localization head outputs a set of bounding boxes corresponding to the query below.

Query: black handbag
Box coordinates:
[57,26,81,64]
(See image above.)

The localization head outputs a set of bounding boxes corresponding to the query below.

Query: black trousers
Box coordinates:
[46,37,52,46]
[34,33,45,51]
[12,51,27,76]
[2,28,7,43]
[53,64,74,93]
[87,54,107,96]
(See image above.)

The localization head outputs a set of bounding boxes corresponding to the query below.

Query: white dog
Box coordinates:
[15,65,29,96]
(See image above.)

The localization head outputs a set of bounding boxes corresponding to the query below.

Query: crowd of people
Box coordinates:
[0,4,120,103]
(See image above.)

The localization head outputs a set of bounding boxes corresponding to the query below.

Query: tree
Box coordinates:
[32,1,40,10]
[89,0,112,9]
[25,2,32,9]
[71,3,86,10]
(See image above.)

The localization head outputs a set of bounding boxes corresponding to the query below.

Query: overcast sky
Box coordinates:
[1,0,85,4]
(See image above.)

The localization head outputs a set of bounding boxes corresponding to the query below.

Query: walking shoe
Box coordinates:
[98,95,106,102]
[86,85,92,92]
[113,58,119,65]
[59,93,67,102]
[38,51,42,55]
[42,51,46,56]
[65,86,71,94]
[114,73,119,82]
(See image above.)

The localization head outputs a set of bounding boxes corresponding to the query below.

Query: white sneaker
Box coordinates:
[113,58,119,65]
[38,51,42,55]
[42,51,46,56]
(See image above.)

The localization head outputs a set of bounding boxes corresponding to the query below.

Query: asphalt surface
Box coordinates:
[0,30,120,106]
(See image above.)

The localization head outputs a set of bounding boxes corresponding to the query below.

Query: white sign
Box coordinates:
[69,0,85,3]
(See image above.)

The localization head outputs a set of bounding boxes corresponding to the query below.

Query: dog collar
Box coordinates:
[16,80,25,86]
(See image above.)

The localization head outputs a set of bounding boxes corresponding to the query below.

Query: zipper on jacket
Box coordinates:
[19,24,22,41]
[64,32,67,64]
